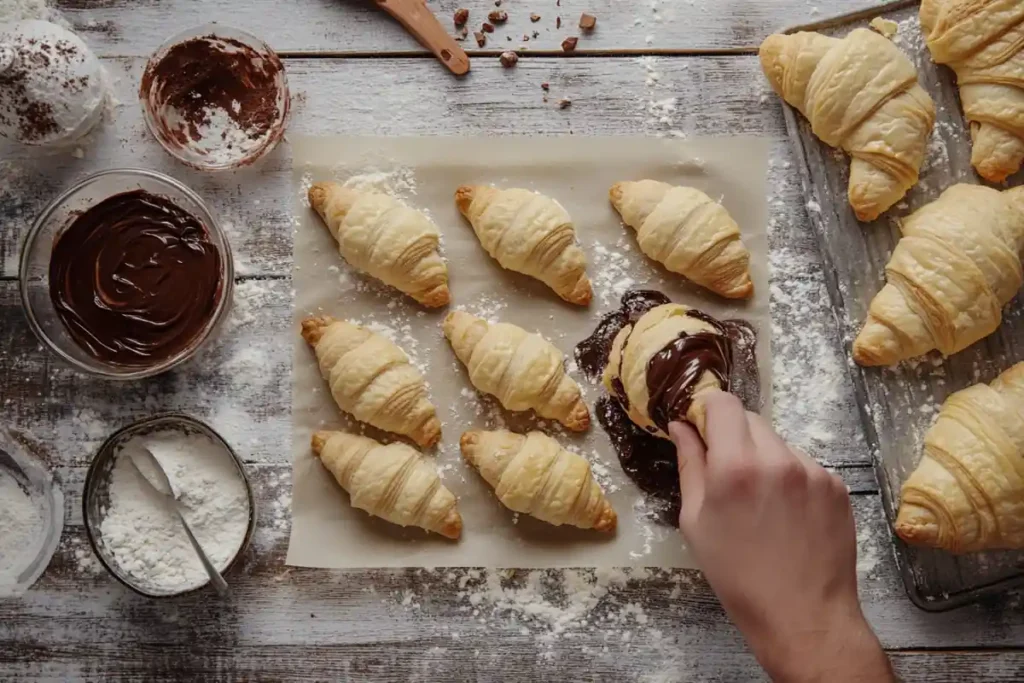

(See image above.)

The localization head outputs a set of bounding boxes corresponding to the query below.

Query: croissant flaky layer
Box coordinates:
[609,180,754,299]
[302,315,442,447]
[313,431,462,539]
[760,28,935,222]
[460,430,616,531]
[853,185,1024,366]
[443,310,590,431]
[896,362,1024,553]
[921,0,1024,183]
[309,181,450,307]
[455,185,593,305]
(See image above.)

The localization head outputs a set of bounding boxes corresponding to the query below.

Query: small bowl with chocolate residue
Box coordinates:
[19,169,234,380]
[140,24,290,171]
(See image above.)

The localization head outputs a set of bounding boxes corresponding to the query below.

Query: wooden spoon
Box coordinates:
[376,0,470,76]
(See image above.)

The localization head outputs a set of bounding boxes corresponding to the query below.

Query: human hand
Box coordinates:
[670,391,893,683]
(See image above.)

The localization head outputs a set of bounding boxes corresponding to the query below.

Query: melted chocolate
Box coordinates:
[574,290,761,527]
[49,190,223,367]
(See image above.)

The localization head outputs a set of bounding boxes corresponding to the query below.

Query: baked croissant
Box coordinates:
[308,182,450,307]
[854,184,1024,366]
[443,310,590,431]
[455,185,592,305]
[896,362,1024,553]
[609,181,754,299]
[312,431,462,539]
[302,315,441,447]
[760,28,936,222]
[921,1,1024,182]
[602,303,732,440]
[460,430,616,531]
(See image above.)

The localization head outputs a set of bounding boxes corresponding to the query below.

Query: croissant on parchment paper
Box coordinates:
[853,184,1024,367]
[455,185,593,305]
[308,182,450,307]
[312,431,462,539]
[896,362,1024,553]
[920,1,1024,182]
[759,28,936,222]
[460,429,617,532]
[602,303,732,440]
[609,180,754,299]
[442,310,590,431]
[302,315,441,447]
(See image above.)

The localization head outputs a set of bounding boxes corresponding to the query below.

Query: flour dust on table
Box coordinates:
[0,469,45,582]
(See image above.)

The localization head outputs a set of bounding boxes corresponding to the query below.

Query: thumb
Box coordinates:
[669,421,706,516]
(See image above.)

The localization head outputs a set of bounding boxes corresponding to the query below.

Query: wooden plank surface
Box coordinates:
[52,0,879,58]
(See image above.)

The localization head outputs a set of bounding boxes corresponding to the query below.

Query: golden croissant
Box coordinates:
[301,315,441,447]
[896,362,1024,553]
[760,28,936,222]
[443,310,590,431]
[460,430,616,531]
[854,184,1024,366]
[312,431,462,539]
[602,303,732,440]
[455,185,592,305]
[609,180,753,299]
[921,1,1024,182]
[308,181,450,307]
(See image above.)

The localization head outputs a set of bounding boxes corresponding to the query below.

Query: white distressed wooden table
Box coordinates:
[2,1,1023,680]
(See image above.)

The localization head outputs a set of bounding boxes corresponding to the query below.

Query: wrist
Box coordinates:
[751,607,892,683]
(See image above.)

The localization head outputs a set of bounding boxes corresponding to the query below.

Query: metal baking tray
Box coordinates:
[778,0,1024,610]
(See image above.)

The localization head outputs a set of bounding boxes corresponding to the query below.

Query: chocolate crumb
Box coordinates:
[522,34,530,41]
[556,16,562,29]
[532,31,540,39]
[561,36,578,52]
[579,13,597,30]
[530,13,541,22]
[488,10,508,23]
[454,8,469,26]
[541,82,549,91]
[500,51,519,68]
[558,98,571,109]
[482,22,495,33]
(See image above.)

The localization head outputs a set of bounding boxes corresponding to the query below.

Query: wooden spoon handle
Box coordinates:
[376,0,470,76]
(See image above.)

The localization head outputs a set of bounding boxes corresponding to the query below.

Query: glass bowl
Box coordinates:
[19,169,234,380]
[139,24,291,171]
[82,414,256,599]
[0,429,65,597]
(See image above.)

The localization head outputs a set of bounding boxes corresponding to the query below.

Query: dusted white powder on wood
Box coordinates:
[98,429,250,593]
[0,469,45,578]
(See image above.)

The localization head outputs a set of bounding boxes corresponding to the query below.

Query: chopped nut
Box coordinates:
[558,98,571,109]
[530,13,542,22]
[523,34,530,41]
[474,31,487,47]
[532,31,539,38]
[579,13,597,30]
[454,8,469,26]
[500,51,519,68]
[556,16,562,29]
[561,36,578,52]
[541,82,550,91]
[482,22,495,33]
[488,10,508,23]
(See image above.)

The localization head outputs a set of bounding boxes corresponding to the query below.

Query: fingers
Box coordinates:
[669,420,707,509]
[700,391,754,470]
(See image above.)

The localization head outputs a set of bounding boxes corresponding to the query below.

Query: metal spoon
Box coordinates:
[128,447,230,596]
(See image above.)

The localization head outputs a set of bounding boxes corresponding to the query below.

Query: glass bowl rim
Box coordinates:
[18,167,235,381]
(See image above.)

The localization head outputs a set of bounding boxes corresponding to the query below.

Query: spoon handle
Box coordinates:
[175,510,230,596]
[375,0,470,76]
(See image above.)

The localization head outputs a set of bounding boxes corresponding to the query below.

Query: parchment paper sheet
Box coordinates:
[286,136,772,569]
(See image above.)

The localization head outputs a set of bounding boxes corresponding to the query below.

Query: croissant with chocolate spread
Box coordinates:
[302,315,441,447]
[443,310,589,431]
[312,431,462,539]
[460,429,616,532]
[455,185,592,305]
[602,303,732,439]
[609,181,754,299]
[309,182,450,307]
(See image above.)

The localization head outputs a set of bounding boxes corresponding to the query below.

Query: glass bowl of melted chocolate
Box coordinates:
[19,169,233,379]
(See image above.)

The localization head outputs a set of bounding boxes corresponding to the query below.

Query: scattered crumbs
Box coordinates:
[457,295,508,324]
[590,238,645,310]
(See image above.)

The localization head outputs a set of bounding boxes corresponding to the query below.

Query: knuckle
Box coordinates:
[712,461,758,495]
[772,459,808,489]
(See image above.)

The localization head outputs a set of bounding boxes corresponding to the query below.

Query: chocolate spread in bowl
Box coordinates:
[48,190,223,368]
[575,290,760,525]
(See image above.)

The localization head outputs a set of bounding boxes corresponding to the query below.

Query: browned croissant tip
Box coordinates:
[310,431,332,455]
[308,183,331,214]
[440,509,463,540]
[413,416,442,449]
[562,400,591,432]
[565,277,593,306]
[419,284,451,309]
[721,277,755,300]
[608,182,626,209]
[459,431,481,464]
[593,503,618,533]
[301,315,338,345]
[454,185,477,216]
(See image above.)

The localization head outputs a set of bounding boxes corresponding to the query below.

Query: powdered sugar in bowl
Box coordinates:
[139,24,290,171]
[83,415,255,598]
